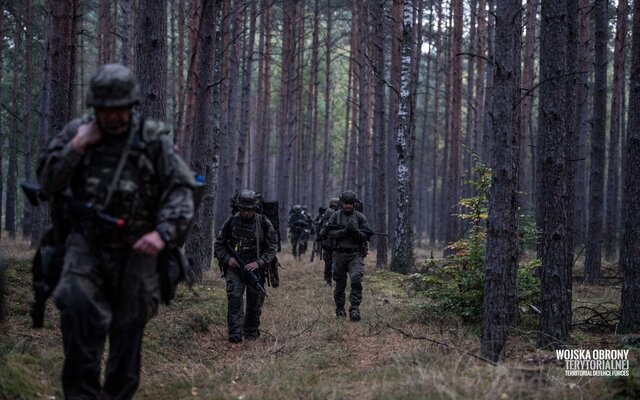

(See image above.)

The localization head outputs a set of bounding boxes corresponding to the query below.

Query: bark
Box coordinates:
[120,0,132,65]
[429,0,443,248]
[573,0,591,247]
[185,0,221,280]
[604,0,628,261]
[390,0,414,274]
[482,0,521,362]
[538,0,572,348]
[372,0,387,267]
[321,0,332,202]
[443,0,463,255]
[619,0,640,334]
[97,0,114,64]
[237,0,257,190]
[22,0,33,239]
[136,0,167,121]
[520,0,537,211]
[387,0,402,243]
[584,0,608,285]
[5,13,20,238]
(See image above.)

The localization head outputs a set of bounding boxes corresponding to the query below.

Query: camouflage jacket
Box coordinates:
[214,213,278,269]
[323,209,370,250]
[37,112,195,247]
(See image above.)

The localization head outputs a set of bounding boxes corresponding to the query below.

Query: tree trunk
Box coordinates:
[584,0,608,285]
[321,0,333,203]
[482,0,522,362]
[538,0,572,349]
[185,0,221,280]
[620,0,640,334]
[136,0,167,121]
[22,0,33,239]
[372,0,387,268]
[120,0,132,65]
[604,0,627,261]
[390,0,414,274]
[443,0,463,255]
[520,0,537,211]
[5,12,20,238]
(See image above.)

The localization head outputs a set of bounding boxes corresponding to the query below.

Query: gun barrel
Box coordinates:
[225,242,268,296]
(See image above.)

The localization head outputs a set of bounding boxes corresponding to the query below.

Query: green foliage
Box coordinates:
[413,162,540,323]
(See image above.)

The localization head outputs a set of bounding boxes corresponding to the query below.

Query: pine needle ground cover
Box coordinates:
[0,237,631,400]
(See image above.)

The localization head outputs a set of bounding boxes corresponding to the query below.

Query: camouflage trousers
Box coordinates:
[322,249,333,284]
[332,251,364,311]
[225,267,266,340]
[52,232,160,400]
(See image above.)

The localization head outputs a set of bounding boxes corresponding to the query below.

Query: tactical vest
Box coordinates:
[70,114,165,246]
[333,210,366,250]
[228,213,269,263]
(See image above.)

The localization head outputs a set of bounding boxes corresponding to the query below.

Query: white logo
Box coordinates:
[556,349,630,377]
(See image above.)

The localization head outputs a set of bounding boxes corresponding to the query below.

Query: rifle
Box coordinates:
[310,238,322,262]
[323,224,389,240]
[224,242,268,297]
[22,182,127,328]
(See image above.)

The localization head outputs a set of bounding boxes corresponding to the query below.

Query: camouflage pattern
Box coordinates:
[214,213,277,341]
[288,207,313,257]
[237,190,258,209]
[339,190,358,204]
[317,203,338,285]
[86,64,141,108]
[37,110,195,399]
[324,208,370,318]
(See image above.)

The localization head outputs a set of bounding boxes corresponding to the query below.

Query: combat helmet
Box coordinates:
[292,204,302,213]
[329,197,340,208]
[339,190,358,204]
[237,190,258,210]
[86,63,141,108]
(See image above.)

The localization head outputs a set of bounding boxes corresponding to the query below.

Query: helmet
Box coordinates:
[237,190,257,209]
[86,63,141,108]
[340,190,357,204]
[292,204,302,213]
[329,197,339,208]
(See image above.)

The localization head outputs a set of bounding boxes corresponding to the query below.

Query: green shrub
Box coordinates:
[413,162,540,323]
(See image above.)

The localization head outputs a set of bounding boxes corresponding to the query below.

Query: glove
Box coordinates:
[346,221,357,233]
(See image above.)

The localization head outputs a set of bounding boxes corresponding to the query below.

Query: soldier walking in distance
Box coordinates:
[316,197,339,286]
[320,191,370,321]
[214,190,278,343]
[38,63,195,400]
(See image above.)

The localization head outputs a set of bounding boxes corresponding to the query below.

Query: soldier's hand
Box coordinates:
[133,231,166,255]
[346,221,357,233]
[72,121,102,154]
[228,257,240,269]
[244,261,259,272]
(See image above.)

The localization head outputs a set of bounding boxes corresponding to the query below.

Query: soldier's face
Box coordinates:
[95,107,132,135]
[342,202,354,214]
[239,208,255,220]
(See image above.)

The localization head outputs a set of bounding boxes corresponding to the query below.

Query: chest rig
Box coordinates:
[334,210,362,250]
[71,116,161,245]
[229,214,266,263]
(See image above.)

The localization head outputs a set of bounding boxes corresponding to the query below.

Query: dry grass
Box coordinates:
[0,238,633,399]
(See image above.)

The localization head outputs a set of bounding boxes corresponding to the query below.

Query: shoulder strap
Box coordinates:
[101,117,145,209]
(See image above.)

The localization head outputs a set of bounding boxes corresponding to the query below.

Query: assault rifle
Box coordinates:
[22,182,127,328]
[224,241,268,297]
[323,224,389,240]
[310,239,321,262]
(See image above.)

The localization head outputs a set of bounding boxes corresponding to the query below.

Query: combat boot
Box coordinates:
[349,308,361,322]
[335,307,346,318]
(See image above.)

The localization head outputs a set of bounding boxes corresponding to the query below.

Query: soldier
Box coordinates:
[287,204,312,258]
[317,197,340,286]
[37,64,195,400]
[214,190,278,343]
[321,191,370,321]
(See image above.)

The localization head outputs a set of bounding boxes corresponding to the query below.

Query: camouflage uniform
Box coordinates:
[38,64,195,400]
[317,198,339,285]
[288,205,312,257]
[322,191,370,321]
[214,193,278,342]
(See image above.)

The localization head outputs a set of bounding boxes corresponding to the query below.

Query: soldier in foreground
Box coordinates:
[38,64,195,400]
[214,190,278,343]
[320,191,370,321]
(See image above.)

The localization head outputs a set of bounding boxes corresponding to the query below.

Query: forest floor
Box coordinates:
[0,236,636,399]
